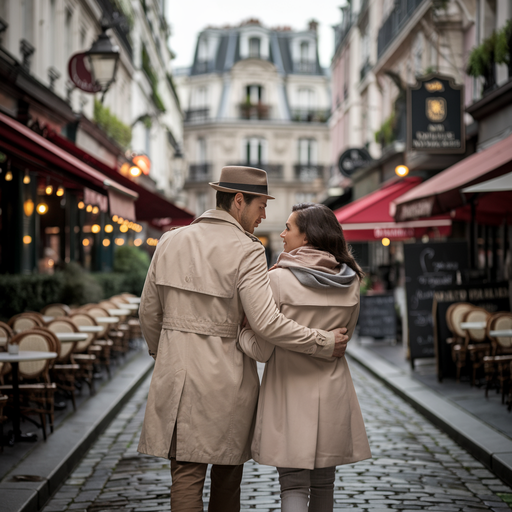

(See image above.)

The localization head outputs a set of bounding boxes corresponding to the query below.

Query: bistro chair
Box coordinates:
[0,329,57,440]
[112,294,142,344]
[8,313,44,334]
[41,303,71,319]
[0,322,14,385]
[45,319,81,410]
[448,303,475,381]
[0,395,8,452]
[86,306,126,359]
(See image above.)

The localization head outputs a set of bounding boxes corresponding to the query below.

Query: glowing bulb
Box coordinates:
[48,259,54,267]
[23,199,34,216]
[134,238,142,246]
[45,185,53,195]
[23,172,31,184]
[5,170,13,181]
[86,205,93,212]
[119,225,128,233]
[56,186,64,196]
[78,201,85,209]
[36,202,49,214]
[395,165,409,177]
[82,239,90,246]
[105,224,113,233]
[103,239,111,247]
[115,238,125,246]
[112,215,119,222]
[91,224,101,234]
[92,206,99,214]
[129,165,141,177]
[23,235,32,244]
[382,237,391,246]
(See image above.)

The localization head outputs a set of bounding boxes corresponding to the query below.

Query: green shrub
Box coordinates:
[113,245,150,296]
[0,273,64,321]
[374,111,396,147]
[91,272,127,299]
[60,262,103,307]
[93,99,132,149]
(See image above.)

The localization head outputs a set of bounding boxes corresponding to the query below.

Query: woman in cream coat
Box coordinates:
[239,203,371,512]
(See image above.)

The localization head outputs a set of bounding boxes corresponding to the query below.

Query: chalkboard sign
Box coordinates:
[358,293,396,339]
[433,282,510,381]
[404,242,468,368]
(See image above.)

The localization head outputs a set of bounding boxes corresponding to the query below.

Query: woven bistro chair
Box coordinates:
[45,319,81,410]
[0,329,57,440]
[8,313,45,334]
[99,300,132,350]
[41,303,71,319]
[0,322,14,385]
[448,303,476,381]
[111,295,141,345]
[483,312,512,402]
[0,394,8,451]
[86,306,126,359]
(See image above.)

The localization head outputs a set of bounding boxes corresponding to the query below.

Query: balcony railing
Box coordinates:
[291,109,330,123]
[360,59,372,81]
[185,108,210,123]
[187,163,212,182]
[377,0,425,59]
[293,61,318,74]
[239,103,271,120]
[229,163,283,179]
[294,165,325,182]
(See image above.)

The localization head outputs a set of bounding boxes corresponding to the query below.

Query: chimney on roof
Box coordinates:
[308,20,318,32]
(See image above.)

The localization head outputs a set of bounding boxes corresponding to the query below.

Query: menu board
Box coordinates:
[404,242,468,368]
[358,293,396,339]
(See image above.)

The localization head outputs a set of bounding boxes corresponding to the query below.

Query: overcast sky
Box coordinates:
[166,0,343,70]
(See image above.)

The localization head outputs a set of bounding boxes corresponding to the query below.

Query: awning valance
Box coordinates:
[0,113,138,206]
[392,133,512,221]
[335,177,451,241]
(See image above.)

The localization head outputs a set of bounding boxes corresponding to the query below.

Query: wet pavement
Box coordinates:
[40,358,512,512]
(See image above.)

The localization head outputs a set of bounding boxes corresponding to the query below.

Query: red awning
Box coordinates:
[334,177,451,241]
[45,130,195,226]
[0,112,138,219]
[392,133,512,221]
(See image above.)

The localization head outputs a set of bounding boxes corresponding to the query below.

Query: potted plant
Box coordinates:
[495,20,512,78]
[467,31,498,93]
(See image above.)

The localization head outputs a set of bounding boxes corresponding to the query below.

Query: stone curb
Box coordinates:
[0,350,154,512]
[347,343,512,488]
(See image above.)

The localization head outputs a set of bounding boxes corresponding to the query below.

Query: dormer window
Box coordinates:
[249,37,261,58]
[198,37,209,62]
[300,41,309,63]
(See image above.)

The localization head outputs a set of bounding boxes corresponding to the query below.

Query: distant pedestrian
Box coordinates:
[137,167,350,512]
[239,203,371,512]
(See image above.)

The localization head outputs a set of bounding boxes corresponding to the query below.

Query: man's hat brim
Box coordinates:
[209,182,275,200]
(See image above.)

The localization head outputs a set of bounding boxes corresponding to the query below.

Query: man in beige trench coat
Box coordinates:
[137,166,350,512]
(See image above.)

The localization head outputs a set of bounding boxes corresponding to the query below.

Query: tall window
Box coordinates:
[65,8,73,59]
[197,138,207,163]
[298,88,315,110]
[244,137,267,165]
[246,84,263,104]
[298,139,317,165]
[22,0,34,43]
[249,37,261,58]
[198,37,209,61]
[194,86,208,107]
[49,0,56,64]
[300,41,309,62]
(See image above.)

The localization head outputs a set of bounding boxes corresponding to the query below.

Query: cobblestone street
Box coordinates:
[42,359,512,512]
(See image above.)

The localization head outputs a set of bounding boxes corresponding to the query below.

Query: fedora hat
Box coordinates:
[209,166,275,200]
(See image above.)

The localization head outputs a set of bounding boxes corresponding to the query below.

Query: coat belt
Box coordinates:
[163,318,239,338]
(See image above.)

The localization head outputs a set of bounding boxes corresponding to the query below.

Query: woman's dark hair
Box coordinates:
[292,203,364,280]
[216,191,257,211]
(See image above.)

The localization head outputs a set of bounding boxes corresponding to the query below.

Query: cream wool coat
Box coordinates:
[239,248,372,470]
[137,210,337,465]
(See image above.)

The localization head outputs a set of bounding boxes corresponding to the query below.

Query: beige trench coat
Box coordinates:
[239,266,372,469]
[137,209,337,465]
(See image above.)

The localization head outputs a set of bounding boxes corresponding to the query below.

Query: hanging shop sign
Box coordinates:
[338,147,373,177]
[407,73,465,153]
[68,52,102,93]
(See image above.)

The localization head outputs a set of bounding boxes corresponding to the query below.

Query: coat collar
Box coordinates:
[192,209,262,244]
[192,208,245,233]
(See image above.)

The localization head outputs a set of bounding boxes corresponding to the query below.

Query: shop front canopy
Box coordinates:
[0,112,138,219]
[392,133,512,222]
[46,131,195,227]
[334,177,451,241]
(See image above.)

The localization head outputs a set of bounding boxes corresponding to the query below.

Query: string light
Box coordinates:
[23,235,32,244]
[105,224,113,233]
[23,170,31,184]
[86,205,93,212]
[78,201,85,209]
[91,224,101,234]
[92,206,99,214]
[56,186,65,196]
[45,184,53,195]
[36,202,49,214]
[103,239,111,247]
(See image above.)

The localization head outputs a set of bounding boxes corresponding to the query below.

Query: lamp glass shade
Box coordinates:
[88,53,119,87]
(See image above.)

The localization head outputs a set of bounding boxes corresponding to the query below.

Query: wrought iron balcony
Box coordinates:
[377,0,426,60]
[293,61,318,74]
[229,163,283,179]
[187,164,212,182]
[185,108,210,123]
[239,103,271,120]
[294,165,325,182]
[360,59,372,81]
[291,109,330,123]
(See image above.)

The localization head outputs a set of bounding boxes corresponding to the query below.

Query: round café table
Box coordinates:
[0,350,57,444]
[94,317,119,324]
[126,298,140,304]
[53,332,88,343]
[460,321,487,330]
[107,308,130,316]
[77,325,103,334]
[114,303,138,311]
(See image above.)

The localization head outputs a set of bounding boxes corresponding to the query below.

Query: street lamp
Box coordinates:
[86,21,120,102]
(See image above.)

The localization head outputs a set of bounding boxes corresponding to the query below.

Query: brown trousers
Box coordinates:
[170,459,243,512]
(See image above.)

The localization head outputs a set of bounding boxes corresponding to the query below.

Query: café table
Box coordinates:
[54,332,88,343]
[0,350,57,443]
[489,329,512,337]
[460,321,487,330]
[107,308,130,316]
[95,316,119,324]
[42,315,54,323]
[115,303,138,311]
[77,325,103,334]
[126,297,140,304]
